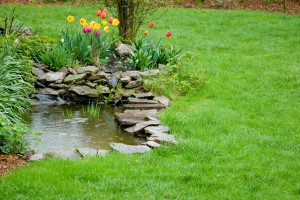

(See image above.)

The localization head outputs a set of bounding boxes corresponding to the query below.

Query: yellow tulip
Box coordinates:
[80,18,87,26]
[101,20,107,26]
[67,15,74,23]
[104,26,110,33]
[95,23,101,30]
[90,21,97,29]
[112,18,120,26]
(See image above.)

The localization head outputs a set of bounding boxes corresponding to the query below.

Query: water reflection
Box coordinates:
[24,104,145,153]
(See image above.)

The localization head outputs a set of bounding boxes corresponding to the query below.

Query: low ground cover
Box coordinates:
[0,5,299,199]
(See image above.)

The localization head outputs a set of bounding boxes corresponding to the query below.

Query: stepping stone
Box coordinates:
[124,104,166,110]
[110,143,151,154]
[144,125,169,135]
[146,141,161,148]
[124,109,158,116]
[154,96,171,107]
[133,92,154,99]
[124,120,161,134]
[77,147,98,157]
[147,133,178,145]
[127,97,158,104]
[97,149,110,156]
[29,153,44,161]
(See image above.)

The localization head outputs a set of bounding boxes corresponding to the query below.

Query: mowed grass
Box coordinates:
[0,5,300,199]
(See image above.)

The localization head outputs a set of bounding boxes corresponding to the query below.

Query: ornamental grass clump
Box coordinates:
[127,21,181,70]
[59,8,120,66]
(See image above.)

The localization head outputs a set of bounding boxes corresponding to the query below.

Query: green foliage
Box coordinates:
[0,7,26,36]
[145,52,206,98]
[59,29,114,66]
[82,102,101,118]
[41,46,71,71]
[127,37,181,70]
[0,56,34,154]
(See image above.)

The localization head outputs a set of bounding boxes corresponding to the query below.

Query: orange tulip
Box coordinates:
[96,10,101,17]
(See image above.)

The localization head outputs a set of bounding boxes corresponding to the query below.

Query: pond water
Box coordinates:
[23,104,145,154]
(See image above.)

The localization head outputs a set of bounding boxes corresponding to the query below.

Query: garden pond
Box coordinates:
[23,104,145,154]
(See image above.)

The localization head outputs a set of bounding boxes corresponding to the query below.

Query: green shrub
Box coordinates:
[145,52,207,98]
[41,46,71,71]
[0,56,34,154]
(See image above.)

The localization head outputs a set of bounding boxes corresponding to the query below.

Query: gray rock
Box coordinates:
[147,133,178,145]
[121,71,141,80]
[48,83,69,89]
[139,69,160,77]
[32,67,45,77]
[115,42,134,56]
[93,79,107,84]
[146,141,161,148]
[85,81,97,88]
[34,94,56,105]
[97,149,110,156]
[120,76,131,84]
[154,96,171,107]
[29,153,44,161]
[35,88,65,96]
[98,86,110,95]
[68,67,78,75]
[127,97,158,104]
[63,73,87,83]
[133,92,154,99]
[58,67,69,74]
[110,143,151,154]
[144,125,169,135]
[124,109,157,117]
[124,103,166,110]
[47,150,79,159]
[89,71,112,81]
[108,75,119,89]
[111,65,127,73]
[125,120,161,134]
[44,72,67,83]
[76,66,99,74]
[77,148,98,157]
[125,80,143,89]
[121,89,135,98]
[69,86,99,97]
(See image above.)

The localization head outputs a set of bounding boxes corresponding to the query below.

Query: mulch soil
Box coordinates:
[0,0,299,177]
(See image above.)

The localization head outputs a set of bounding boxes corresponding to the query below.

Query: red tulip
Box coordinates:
[166,31,172,37]
[149,22,154,28]
[108,17,113,24]
[101,12,107,19]
[96,10,101,17]
[102,8,108,13]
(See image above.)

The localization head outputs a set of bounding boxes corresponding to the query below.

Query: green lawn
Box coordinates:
[0,5,300,199]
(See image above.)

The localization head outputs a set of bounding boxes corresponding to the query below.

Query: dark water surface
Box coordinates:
[23,104,145,153]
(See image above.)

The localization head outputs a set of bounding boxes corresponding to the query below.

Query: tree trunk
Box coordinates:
[117,0,135,42]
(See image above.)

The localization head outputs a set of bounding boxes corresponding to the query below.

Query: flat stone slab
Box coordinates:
[124,104,166,110]
[89,71,111,81]
[147,133,178,145]
[124,109,157,116]
[146,141,161,148]
[69,85,99,97]
[114,113,147,126]
[97,149,110,156]
[44,72,67,83]
[76,66,99,74]
[127,97,158,104]
[35,88,65,96]
[63,73,87,83]
[133,92,154,99]
[77,148,98,157]
[144,125,170,135]
[154,96,171,107]
[29,153,44,161]
[124,120,161,134]
[110,143,151,154]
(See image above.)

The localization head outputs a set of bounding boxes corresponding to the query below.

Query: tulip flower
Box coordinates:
[144,30,149,35]
[101,12,107,19]
[112,18,120,26]
[96,10,101,17]
[94,30,100,37]
[101,20,107,26]
[104,26,110,33]
[166,31,172,37]
[95,23,101,30]
[149,22,154,28]
[102,8,108,13]
[90,21,97,29]
[80,18,87,26]
[67,15,74,23]
[108,17,113,24]
[83,27,88,33]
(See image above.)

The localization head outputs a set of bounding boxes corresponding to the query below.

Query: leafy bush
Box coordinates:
[0,56,34,154]
[41,46,71,71]
[144,52,207,98]
[127,36,181,70]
